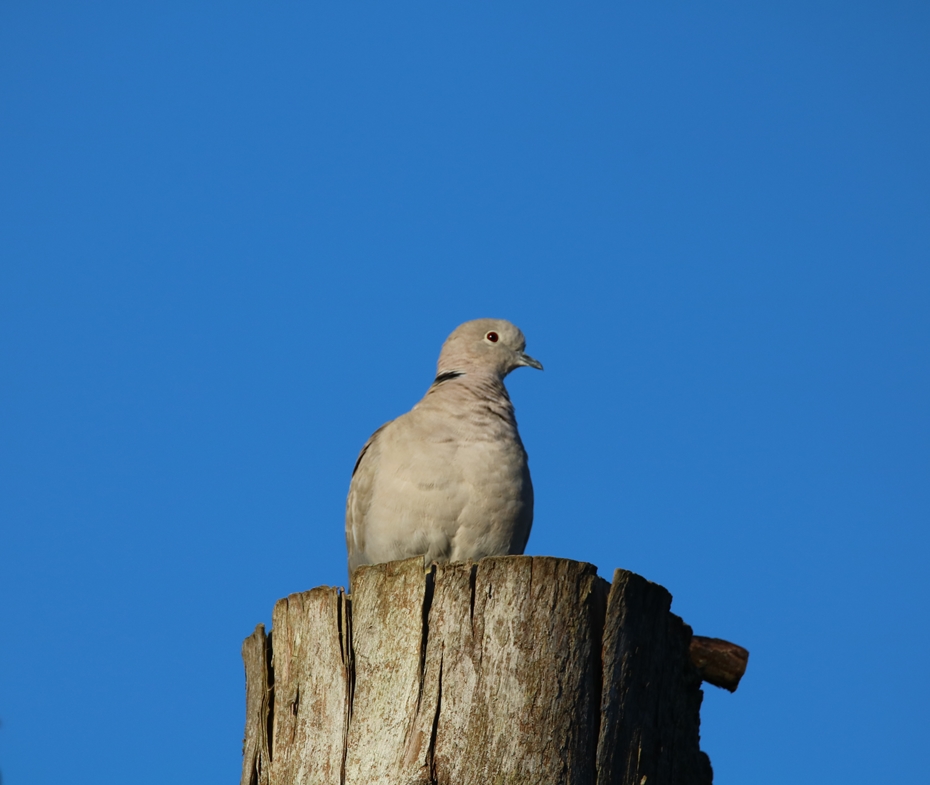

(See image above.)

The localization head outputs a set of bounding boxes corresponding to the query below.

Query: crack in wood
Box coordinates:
[467,563,477,634]
[339,591,353,785]
[426,652,443,785]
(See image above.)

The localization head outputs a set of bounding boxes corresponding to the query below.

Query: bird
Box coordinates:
[345,318,543,578]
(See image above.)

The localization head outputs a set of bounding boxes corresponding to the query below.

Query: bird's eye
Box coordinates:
[486,331,499,343]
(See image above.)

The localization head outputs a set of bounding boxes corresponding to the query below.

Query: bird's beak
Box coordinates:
[517,352,544,371]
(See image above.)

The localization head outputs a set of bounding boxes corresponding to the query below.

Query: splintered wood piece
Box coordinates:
[690,635,750,692]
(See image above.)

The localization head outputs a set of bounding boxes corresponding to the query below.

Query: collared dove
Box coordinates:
[346,318,543,577]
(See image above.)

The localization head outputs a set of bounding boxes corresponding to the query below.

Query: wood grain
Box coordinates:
[240,557,744,785]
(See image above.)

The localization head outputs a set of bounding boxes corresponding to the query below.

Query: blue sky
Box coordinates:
[1,3,928,783]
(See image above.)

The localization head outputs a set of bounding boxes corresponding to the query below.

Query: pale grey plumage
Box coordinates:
[346,318,542,577]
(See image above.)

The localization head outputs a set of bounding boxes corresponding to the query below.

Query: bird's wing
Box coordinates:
[512,458,534,554]
[345,422,390,576]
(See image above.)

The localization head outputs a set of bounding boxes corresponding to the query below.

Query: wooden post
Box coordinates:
[241,556,740,785]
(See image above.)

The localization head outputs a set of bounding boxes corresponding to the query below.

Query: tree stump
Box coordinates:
[241,556,719,785]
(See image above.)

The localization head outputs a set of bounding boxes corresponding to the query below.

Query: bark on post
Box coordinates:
[241,556,722,785]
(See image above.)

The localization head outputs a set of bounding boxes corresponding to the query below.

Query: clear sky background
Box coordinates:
[1,3,928,783]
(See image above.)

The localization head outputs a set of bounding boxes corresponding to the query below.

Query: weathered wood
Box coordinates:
[240,624,272,785]
[241,556,743,785]
[425,558,607,785]
[689,636,749,693]
[269,588,351,785]
[597,570,712,785]
[343,559,431,784]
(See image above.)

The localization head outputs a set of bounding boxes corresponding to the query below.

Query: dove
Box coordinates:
[345,318,542,577]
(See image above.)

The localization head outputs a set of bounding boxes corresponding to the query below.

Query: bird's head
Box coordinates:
[436,318,543,381]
